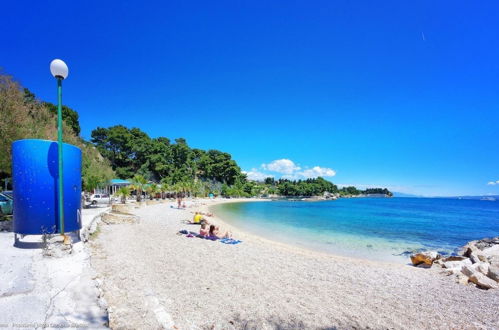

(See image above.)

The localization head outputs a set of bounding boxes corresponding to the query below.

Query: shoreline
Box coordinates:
[202,198,409,267]
[90,199,499,329]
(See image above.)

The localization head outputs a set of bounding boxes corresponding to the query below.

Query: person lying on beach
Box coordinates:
[209,225,232,239]
[199,223,209,237]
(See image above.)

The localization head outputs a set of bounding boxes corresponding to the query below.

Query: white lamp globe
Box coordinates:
[50,59,69,80]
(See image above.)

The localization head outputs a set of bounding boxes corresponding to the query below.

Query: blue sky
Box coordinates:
[2,1,499,196]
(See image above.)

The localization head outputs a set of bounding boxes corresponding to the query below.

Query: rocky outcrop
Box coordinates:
[488,265,499,282]
[411,236,499,290]
[410,251,441,267]
[469,273,499,290]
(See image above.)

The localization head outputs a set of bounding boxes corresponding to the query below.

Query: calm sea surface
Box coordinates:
[213,198,499,263]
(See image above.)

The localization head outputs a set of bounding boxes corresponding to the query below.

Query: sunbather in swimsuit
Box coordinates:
[199,223,209,237]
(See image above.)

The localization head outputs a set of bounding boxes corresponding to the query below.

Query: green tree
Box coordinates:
[43,101,81,136]
[130,174,147,202]
[0,73,114,188]
[116,186,131,204]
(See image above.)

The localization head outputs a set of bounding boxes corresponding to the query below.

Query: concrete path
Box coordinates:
[0,206,109,329]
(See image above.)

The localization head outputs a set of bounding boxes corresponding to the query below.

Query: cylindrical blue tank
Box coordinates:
[12,139,82,235]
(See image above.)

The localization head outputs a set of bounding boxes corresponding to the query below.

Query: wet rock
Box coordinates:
[410,251,441,267]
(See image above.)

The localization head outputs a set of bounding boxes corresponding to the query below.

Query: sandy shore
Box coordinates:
[91,198,499,329]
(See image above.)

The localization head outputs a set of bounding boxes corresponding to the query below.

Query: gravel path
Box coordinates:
[91,200,499,329]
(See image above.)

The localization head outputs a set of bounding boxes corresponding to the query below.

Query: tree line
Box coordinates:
[0,72,392,198]
[90,125,243,187]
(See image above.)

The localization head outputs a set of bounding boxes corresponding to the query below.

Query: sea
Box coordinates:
[213,198,499,264]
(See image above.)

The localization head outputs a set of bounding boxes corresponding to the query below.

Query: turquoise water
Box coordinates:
[213,198,499,263]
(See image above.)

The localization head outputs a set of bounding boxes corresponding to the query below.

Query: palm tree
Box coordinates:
[147,183,159,200]
[160,178,173,199]
[159,183,169,199]
[130,174,147,202]
[116,186,130,204]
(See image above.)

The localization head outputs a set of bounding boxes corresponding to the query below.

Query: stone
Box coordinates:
[469,252,483,264]
[482,245,499,258]
[410,251,441,267]
[488,255,499,267]
[442,256,468,262]
[478,254,488,262]
[416,263,432,269]
[461,265,476,277]
[441,268,459,276]
[474,262,489,276]
[443,259,472,270]
[488,265,499,282]
[469,273,499,290]
[48,235,64,244]
[456,274,469,285]
[475,237,499,250]
[462,243,478,257]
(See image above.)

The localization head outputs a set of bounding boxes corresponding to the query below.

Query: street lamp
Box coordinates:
[50,59,69,242]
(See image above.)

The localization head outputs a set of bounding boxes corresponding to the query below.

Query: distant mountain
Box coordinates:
[392,192,422,198]
[452,195,499,201]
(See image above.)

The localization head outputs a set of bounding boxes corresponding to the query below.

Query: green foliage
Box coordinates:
[43,101,81,136]
[275,177,338,197]
[91,125,244,186]
[339,186,360,196]
[0,73,393,200]
[116,186,131,204]
[130,174,147,202]
[0,73,114,189]
[364,188,393,196]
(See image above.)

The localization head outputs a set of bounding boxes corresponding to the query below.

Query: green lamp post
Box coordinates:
[50,59,69,242]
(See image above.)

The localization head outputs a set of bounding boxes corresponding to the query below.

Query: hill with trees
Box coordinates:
[0,71,392,198]
[0,73,114,191]
[90,125,244,190]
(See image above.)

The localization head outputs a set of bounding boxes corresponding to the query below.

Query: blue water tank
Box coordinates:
[12,139,82,235]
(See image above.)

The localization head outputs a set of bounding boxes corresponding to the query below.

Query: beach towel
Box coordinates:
[219,238,242,245]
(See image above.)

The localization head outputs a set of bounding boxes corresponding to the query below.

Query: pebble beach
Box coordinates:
[91,199,499,329]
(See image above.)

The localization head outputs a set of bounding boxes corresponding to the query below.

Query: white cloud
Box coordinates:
[246,159,336,181]
[262,159,301,174]
[299,166,336,178]
[280,166,336,180]
[487,180,499,185]
[243,169,273,181]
